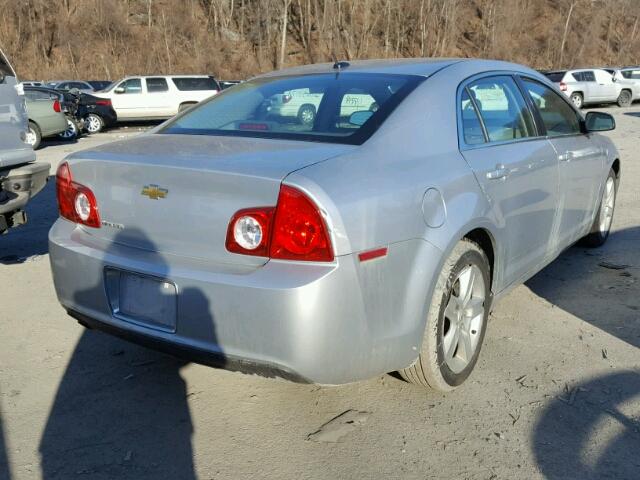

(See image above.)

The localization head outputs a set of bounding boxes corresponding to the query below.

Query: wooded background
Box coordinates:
[1,0,639,81]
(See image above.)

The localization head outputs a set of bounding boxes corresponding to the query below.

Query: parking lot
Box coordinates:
[1,108,639,479]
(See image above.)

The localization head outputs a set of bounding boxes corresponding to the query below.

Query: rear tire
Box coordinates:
[571,92,584,109]
[85,113,104,133]
[297,104,316,125]
[617,89,632,108]
[26,121,41,150]
[399,239,491,391]
[58,118,78,141]
[581,168,617,247]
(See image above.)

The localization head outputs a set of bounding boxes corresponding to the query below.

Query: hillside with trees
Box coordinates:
[1,0,639,81]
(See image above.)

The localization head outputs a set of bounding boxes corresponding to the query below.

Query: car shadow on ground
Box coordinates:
[533,370,640,480]
[526,226,640,349]
[0,176,57,264]
[39,230,221,479]
[623,112,640,118]
[0,412,10,480]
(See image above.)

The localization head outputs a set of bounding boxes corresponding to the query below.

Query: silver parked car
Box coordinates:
[49,59,620,390]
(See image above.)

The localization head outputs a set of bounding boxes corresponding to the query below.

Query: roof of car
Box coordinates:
[255,58,538,79]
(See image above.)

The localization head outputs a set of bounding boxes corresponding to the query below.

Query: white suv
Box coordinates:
[95,75,220,121]
[543,68,635,108]
[0,49,49,234]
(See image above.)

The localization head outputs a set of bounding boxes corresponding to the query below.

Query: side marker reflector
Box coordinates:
[358,247,388,262]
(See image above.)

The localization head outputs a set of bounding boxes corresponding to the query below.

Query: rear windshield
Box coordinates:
[544,72,565,83]
[172,77,220,91]
[160,73,423,145]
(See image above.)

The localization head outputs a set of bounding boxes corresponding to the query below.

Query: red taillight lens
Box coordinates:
[95,99,111,106]
[53,100,61,112]
[225,185,333,262]
[55,162,101,228]
[559,82,567,92]
[270,186,333,261]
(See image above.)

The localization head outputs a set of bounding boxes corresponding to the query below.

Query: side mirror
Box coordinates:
[585,111,615,132]
[348,110,373,126]
[114,87,125,94]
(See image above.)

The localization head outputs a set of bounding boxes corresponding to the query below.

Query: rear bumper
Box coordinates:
[49,220,441,384]
[0,161,50,233]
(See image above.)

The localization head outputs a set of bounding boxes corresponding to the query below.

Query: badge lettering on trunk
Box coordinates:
[141,184,168,200]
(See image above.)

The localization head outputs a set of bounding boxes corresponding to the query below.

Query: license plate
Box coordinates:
[107,270,177,331]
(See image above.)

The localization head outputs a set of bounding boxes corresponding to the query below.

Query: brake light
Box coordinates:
[53,100,61,112]
[225,185,333,262]
[55,162,101,228]
[95,99,111,106]
[559,82,567,92]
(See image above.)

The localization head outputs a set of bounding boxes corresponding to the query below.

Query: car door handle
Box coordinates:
[486,164,509,180]
[558,151,574,162]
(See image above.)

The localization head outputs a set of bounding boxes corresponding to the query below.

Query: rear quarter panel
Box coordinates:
[27,99,67,136]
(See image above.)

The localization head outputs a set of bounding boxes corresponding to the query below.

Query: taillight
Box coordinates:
[559,82,567,92]
[225,185,333,262]
[95,99,111,106]
[53,100,61,112]
[55,162,101,228]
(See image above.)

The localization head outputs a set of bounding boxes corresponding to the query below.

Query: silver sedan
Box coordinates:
[49,59,620,390]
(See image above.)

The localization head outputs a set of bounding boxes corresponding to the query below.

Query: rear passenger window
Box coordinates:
[146,77,168,92]
[172,77,219,91]
[460,89,486,145]
[466,76,536,143]
[521,78,582,137]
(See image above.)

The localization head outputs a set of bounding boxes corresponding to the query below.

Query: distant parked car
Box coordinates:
[542,68,635,108]
[46,80,94,94]
[80,93,117,133]
[24,87,85,141]
[19,81,44,87]
[87,80,112,91]
[24,94,68,149]
[603,67,640,103]
[93,75,221,121]
[0,48,49,234]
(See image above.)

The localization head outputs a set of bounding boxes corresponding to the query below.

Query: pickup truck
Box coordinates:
[0,48,49,234]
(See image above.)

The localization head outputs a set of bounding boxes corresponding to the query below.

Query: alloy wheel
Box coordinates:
[86,115,102,133]
[442,264,486,374]
[25,128,37,146]
[599,176,615,234]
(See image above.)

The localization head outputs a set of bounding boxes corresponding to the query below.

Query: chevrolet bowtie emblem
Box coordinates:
[141,184,168,200]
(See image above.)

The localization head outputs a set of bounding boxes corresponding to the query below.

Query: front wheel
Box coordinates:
[581,169,617,247]
[399,239,491,391]
[297,104,316,125]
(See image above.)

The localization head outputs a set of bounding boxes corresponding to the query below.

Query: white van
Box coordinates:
[95,75,220,121]
[0,49,49,233]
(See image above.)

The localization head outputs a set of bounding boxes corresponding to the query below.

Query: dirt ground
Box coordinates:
[0,110,638,480]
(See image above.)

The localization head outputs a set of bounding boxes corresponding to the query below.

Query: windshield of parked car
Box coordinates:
[160,73,423,145]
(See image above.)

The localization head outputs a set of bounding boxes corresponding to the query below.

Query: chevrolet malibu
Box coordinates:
[49,59,620,390]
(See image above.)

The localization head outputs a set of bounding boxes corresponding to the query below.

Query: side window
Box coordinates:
[460,89,486,145]
[146,77,169,93]
[119,78,142,94]
[521,78,582,137]
[583,71,596,82]
[571,72,583,82]
[466,76,536,143]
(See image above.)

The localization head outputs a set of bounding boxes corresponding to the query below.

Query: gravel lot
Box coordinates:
[1,110,639,480]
